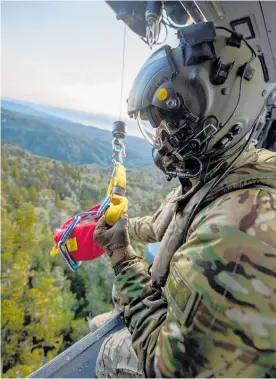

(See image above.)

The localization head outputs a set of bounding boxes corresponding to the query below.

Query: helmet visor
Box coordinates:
[137,111,167,149]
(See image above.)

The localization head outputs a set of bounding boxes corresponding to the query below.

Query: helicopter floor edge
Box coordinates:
[28,313,125,378]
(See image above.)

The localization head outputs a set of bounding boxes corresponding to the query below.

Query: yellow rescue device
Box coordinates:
[104,162,128,225]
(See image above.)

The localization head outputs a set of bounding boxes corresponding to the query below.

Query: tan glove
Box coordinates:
[94,215,136,267]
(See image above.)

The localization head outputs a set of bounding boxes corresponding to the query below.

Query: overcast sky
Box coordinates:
[2,0,178,121]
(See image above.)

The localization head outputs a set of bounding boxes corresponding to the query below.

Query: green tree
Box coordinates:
[1,203,76,377]
[41,172,48,189]
[1,152,10,173]
[28,186,39,205]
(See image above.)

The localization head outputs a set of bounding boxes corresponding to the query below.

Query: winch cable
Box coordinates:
[52,25,128,272]
[112,22,127,165]
[119,24,127,122]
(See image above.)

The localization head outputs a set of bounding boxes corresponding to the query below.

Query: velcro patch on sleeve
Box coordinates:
[165,266,202,327]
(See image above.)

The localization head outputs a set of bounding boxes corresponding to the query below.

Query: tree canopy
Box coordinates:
[1,141,175,377]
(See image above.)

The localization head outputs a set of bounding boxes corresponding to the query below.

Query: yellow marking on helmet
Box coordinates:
[157,88,168,101]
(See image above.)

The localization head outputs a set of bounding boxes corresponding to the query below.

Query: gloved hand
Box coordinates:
[94,215,136,267]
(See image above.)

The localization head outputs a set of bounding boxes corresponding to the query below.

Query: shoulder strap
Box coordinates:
[183,175,276,243]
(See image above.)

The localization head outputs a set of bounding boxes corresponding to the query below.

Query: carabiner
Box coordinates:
[58,240,80,272]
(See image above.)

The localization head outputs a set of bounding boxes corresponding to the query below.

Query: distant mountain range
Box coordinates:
[1,98,140,136]
[1,99,153,168]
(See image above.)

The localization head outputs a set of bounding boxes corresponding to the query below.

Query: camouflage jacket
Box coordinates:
[114,147,276,378]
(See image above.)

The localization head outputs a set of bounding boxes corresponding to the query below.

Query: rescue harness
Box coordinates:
[50,121,128,272]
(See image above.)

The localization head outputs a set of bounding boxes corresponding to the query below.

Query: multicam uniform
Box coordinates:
[96,147,276,378]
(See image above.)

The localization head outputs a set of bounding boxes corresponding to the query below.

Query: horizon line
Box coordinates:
[1,96,144,139]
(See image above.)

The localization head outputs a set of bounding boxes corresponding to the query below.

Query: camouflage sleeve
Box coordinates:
[128,216,157,243]
[128,187,179,244]
[115,188,276,378]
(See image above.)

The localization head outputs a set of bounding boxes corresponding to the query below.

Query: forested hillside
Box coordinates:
[1,141,175,378]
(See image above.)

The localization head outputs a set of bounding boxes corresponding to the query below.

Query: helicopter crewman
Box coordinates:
[94,21,276,378]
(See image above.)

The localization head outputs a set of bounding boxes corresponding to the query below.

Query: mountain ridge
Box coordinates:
[1,104,153,168]
[1,98,140,136]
